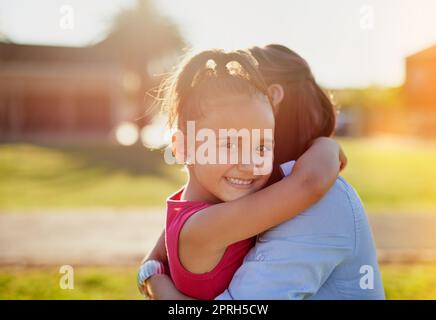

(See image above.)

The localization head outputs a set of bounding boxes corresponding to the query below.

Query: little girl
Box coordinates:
[138,49,344,299]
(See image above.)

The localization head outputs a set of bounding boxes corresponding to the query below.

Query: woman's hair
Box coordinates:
[249,44,337,184]
[159,49,272,132]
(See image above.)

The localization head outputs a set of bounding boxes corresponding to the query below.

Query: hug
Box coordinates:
[137,44,385,300]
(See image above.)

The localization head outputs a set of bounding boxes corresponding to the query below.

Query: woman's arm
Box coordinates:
[138,229,169,297]
[182,137,343,251]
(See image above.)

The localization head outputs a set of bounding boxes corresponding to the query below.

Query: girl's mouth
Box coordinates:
[225,177,255,188]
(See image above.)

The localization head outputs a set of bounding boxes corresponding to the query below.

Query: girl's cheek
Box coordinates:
[199,164,230,180]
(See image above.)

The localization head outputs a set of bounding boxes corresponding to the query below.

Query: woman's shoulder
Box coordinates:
[332,176,366,221]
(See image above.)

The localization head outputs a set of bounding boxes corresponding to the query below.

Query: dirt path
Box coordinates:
[1,209,436,266]
[0,209,165,266]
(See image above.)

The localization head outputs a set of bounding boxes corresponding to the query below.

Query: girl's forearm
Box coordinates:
[292,137,341,198]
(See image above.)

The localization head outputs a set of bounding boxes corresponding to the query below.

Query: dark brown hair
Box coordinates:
[159,49,272,132]
[249,44,336,184]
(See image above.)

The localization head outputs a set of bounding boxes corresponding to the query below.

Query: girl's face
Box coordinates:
[187,94,275,203]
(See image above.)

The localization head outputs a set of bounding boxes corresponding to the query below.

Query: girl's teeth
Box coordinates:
[226,177,253,185]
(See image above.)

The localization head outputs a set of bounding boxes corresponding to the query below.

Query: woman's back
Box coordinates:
[309,177,385,299]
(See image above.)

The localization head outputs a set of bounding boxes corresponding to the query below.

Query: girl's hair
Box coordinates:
[249,44,337,185]
[159,49,272,132]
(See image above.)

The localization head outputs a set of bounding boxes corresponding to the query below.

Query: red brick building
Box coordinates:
[405,44,436,136]
[0,41,153,143]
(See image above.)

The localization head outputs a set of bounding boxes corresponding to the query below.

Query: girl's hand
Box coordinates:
[339,145,347,171]
[310,137,346,171]
[146,274,195,300]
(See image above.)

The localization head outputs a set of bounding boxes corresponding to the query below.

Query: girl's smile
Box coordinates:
[224,176,255,186]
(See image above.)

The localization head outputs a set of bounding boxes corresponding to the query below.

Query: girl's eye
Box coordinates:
[218,140,237,152]
[256,145,271,153]
[223,142,237,150]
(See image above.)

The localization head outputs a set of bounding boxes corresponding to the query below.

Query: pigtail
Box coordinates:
[227,50,271,100]
[158,48,272,131]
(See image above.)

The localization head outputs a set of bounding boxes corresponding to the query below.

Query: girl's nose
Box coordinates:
[237,162,255,173]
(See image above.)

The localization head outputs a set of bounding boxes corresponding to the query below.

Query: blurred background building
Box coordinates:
[0,42,123,140]
[333,43,436,138]
[2,41,436,143]
[0,0,184,144]
[405,44,436,137]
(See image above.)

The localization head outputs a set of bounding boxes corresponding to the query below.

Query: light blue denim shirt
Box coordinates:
[216,177,385,300]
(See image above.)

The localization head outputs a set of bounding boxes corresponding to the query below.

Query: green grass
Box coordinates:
[339,138,436,212]
[0,138,435,211]
[1,264,436,299]
[0,143,185,210]
[0,267,141,300]
[382,263,436,299]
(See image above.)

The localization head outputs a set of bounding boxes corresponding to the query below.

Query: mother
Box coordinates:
[142,44,385,300]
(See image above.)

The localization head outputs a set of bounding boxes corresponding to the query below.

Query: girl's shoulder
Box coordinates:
[166,188,211,231]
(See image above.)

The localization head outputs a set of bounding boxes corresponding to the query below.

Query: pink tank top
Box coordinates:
[165,188,255,300]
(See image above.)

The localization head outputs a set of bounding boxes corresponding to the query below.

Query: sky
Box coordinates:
[0,0,435,88]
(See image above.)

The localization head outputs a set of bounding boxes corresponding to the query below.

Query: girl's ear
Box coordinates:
[172,131,186,164]
[268,84,284,115]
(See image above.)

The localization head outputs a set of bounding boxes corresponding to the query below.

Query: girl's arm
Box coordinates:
[182,137,343,251]
[141,229,167,265]
[147,274,195,300]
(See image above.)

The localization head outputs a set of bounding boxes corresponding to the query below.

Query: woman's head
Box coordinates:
[160,49,275,203]
[249,44,336,184]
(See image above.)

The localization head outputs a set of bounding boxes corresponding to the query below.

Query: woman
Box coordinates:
[140,44,385,300]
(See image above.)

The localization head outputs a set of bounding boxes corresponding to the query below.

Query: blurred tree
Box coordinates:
[101,0,185,72]
[97,0,186,125]
[0,19,11,42]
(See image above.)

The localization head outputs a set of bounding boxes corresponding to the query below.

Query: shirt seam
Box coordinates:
[337,177,358,258]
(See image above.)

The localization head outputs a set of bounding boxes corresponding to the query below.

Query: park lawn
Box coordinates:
[0,138,435,212]
[339,138,436,213]
[0,266,141,300]
[381,263,436,299]
[0,143,185,209]
[1,264,436,299]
